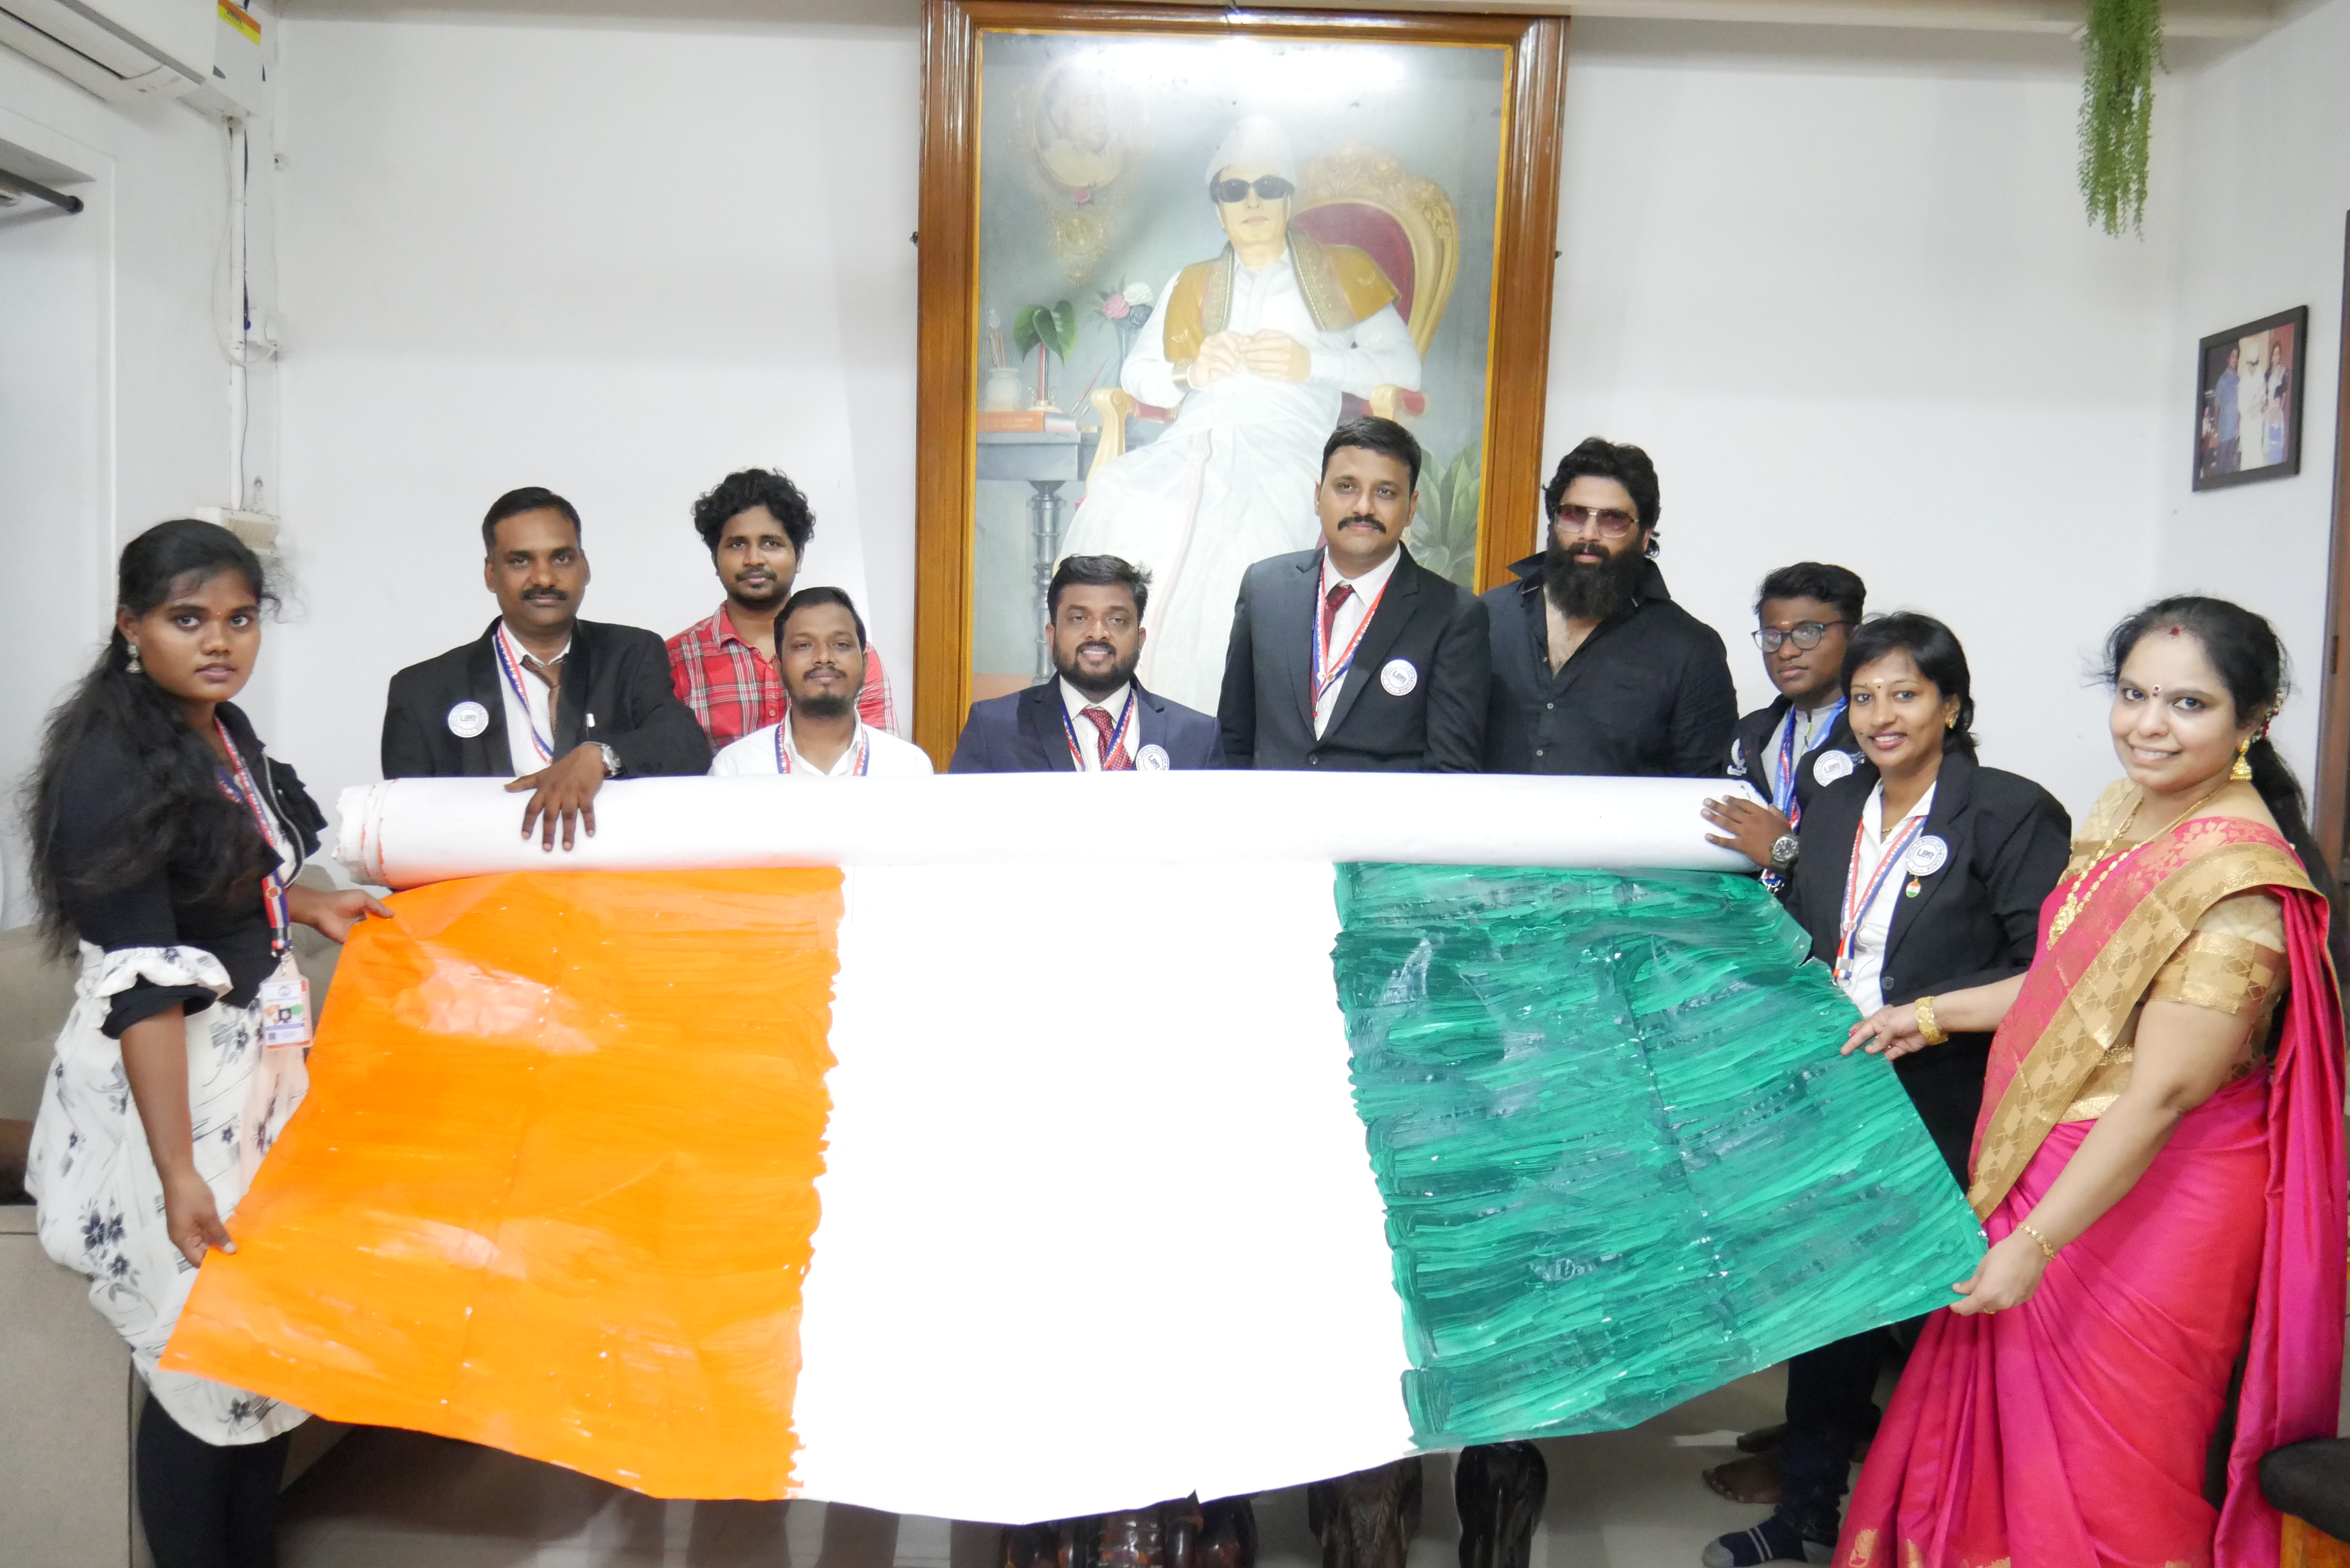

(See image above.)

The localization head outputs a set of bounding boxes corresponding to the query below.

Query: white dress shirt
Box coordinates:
[1837,780,1939,1013]
[1760,698,1843,799]
[1313,547,1403,739]
[1058,679,1140,770]
[494,620,569,778]
[709,715,935,777]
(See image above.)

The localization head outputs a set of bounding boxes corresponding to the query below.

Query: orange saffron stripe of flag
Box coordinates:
[164,868,843,1499]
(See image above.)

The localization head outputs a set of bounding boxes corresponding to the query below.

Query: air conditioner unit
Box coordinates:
[0,0,212,103]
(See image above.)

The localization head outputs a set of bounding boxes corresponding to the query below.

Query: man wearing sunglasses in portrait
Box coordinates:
[1700,563,1868,896]
[1481,436,1736,777]
[1059,113,1422,717]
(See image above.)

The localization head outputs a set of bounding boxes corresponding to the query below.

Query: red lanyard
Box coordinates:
[776,722,870,776]
[1310,559,1391,706]
[493,624,555,764]
[1833,805,1927,983]
[212,719,290,956]
[1061,688,1137,769]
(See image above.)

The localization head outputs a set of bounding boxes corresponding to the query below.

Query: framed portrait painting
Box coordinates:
[913,1,1570,759]
[2193,306,2309,491]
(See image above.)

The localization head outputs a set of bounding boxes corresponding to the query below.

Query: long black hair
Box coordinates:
[1840,612,1977,756]
[23,520,278,953]
[2101,595,2334,901]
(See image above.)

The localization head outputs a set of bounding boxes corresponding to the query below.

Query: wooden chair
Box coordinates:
[1088,145,1460,478]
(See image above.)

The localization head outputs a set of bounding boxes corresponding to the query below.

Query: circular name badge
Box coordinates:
[1135,743,1170,772]
[1906,834,1949,877]
[1812,749,1855,785]
[447,700,490,738]
[1380,658,1419,696]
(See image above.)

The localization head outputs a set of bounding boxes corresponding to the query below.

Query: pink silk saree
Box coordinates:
[1839,817,2345,1568]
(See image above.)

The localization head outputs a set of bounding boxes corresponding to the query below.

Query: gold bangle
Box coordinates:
[1915,995,1949,1047]
[2016,1222,2058,1262]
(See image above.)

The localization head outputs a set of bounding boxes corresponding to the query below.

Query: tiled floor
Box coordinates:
[278,1368,1790,1568]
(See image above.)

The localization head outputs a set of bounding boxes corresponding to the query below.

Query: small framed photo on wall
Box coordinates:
[2194,305,2309,490]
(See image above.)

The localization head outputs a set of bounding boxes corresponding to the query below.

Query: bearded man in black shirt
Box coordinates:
[1481,436,1736,776]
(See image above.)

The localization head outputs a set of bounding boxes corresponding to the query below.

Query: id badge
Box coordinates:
[258,959,312,1050]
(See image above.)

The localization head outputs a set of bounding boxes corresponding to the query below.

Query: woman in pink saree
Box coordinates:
[1835,595,2346,1568]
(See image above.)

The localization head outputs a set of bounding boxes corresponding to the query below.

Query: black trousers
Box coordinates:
[1775,1327,1891,1541]
[136,1396,291,1568]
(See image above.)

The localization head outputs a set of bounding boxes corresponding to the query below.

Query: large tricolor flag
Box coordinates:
[165,774,1983,1523]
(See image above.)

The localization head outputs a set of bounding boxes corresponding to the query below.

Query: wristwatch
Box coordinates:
[597,743,622,778]
[1767,834,1800,872]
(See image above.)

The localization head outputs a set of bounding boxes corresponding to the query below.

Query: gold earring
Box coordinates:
[1945,714,1956,729]
[2231,736,2253,782]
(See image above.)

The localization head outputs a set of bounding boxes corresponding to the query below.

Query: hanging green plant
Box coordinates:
[2078,0,2163,235]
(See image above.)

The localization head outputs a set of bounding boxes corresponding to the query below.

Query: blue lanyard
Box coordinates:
[1773,698,1845,823]
[1061,688,1137,769]
[776,722,870,776]
[1834,809,1927,983]
[492,626,555,764]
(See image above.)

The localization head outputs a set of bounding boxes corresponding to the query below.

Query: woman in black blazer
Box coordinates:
[1701,613,2071,1568]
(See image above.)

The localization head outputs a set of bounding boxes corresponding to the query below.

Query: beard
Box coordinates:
[1542,538,1647,621]
[1053,638,1141,701]
[791,688,855,721]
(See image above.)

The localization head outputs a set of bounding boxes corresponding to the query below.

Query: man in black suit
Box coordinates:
[1703,562,1869,892]
[1482,437,1735,777]
[1217,416,1487,772]
[382,486,710,848]
[950,554,1224,772]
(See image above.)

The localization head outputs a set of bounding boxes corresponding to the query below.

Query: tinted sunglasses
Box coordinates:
[1210,176,1295,204]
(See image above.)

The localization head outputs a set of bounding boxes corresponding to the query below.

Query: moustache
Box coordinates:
[521,589,570,602]
[1075,641,1118,659]
[1339,513,1384,530]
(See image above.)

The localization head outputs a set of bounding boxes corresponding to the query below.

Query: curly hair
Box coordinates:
[693,469,815,555]
[23,520,279,954]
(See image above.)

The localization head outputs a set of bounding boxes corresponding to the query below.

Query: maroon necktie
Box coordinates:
[1323,581,1353,651]
[1081,706,1133,771]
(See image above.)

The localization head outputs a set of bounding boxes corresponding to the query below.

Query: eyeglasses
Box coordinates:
[1553,504,1639,539]
[1210,176,1295,204]
[1751,621,1848,652]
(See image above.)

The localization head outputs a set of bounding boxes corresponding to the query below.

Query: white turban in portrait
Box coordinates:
[1204,115,1296,185]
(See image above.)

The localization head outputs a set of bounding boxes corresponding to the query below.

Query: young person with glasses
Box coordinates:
[1480,436,1736,776]
[1704,563,1869,892]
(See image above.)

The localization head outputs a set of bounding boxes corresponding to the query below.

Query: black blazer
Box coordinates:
[1218,546,1489,772]
[382,617,712,779]
[948,680,1225,772]
[1727,695,1865,821]
[1786,749,2071,1180]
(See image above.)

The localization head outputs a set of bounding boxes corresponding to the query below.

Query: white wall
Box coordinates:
[16,0,2343,881]
[1547,20,2180,820]
[2157,0,2350,795]
[0,50,258,923]
[266,8,920,817]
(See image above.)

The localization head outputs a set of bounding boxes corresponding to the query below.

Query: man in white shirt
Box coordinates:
[1060,114,1423,713]
[710,589,932,777]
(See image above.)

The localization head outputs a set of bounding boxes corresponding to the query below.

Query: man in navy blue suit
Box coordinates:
[950,554,1225,772]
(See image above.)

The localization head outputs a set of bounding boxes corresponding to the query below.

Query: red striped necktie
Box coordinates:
[1081,706,1133,771]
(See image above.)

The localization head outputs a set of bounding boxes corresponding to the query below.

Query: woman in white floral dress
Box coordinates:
[23,519,384,1568]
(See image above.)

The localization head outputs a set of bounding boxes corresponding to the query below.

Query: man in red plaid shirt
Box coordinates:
[668,468,897,747]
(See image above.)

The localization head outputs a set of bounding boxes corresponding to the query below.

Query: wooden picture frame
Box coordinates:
[2193,304,2310,492]
[913,1,1570,761]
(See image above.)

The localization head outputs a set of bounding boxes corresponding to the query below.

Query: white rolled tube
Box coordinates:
[337,774,1765,889]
